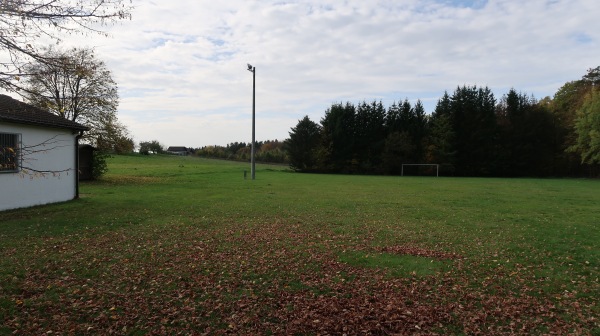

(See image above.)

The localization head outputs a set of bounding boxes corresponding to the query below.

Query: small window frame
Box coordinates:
[0,132,21,173]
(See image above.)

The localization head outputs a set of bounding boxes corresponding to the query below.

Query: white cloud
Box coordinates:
[9,0,600,147]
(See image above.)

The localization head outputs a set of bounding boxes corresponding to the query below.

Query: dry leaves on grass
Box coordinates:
[2,221,597,335]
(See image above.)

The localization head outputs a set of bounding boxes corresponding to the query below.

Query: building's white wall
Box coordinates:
[0,122,78,211]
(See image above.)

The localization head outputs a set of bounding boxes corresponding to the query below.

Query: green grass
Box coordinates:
[0,154,598,334]
[338,251,452,277]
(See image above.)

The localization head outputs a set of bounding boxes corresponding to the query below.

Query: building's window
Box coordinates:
[0,133,20,172]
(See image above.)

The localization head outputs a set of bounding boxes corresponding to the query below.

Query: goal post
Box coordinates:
[401,164,439,177]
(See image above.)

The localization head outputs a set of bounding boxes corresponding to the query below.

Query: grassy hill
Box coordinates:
[1,154,598,334]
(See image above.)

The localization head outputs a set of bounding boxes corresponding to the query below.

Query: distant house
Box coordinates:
[0,94,88,211]
[166,146,190,156]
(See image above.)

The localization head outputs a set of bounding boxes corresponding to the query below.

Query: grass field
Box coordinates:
[0,154,598,335]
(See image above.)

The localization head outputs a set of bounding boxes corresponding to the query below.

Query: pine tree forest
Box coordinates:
[286,67,600,177]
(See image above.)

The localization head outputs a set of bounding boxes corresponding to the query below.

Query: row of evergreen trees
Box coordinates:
[285,68,600,177]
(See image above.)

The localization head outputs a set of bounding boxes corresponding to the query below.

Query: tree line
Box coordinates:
[286,67,600,177]
[195,140,288,164]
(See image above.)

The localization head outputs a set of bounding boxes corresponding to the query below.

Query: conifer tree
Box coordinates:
[285,116,321,171]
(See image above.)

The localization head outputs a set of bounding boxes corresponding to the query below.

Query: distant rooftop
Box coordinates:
[167,146,188,152]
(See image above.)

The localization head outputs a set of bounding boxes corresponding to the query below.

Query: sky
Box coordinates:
[10,0,600,148]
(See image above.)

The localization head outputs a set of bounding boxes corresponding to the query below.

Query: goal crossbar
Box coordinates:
[401,164,439,177]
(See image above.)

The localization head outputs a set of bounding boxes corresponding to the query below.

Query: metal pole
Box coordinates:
[251,66,256,180]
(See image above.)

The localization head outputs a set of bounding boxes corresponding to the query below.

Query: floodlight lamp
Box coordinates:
[247,63,254,72]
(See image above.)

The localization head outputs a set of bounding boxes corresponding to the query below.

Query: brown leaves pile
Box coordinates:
[2,220,597,335]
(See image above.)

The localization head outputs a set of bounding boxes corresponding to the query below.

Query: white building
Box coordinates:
[0,94,88,211]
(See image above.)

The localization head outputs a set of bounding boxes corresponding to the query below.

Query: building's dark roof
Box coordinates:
[167,146,188,152]
[0,94,88,131]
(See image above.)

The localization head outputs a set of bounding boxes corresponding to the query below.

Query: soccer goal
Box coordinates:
[401,164,439,177]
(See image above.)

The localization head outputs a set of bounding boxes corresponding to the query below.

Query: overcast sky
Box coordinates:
[20,1,600,147]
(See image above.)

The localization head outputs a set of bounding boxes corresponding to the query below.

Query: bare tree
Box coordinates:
[22,46,125,146]
[0,0,132,90]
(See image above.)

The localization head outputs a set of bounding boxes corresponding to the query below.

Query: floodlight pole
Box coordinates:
[247,64,256,180]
